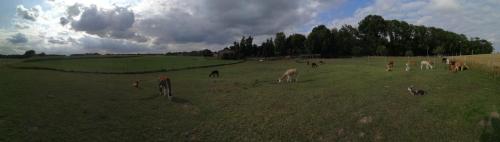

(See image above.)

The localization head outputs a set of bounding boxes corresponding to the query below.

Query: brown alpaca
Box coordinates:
[407,61,417,66]
[386,61,394,71]
[452,61,470,72]
[311,63,319,68]
[448,60,457,71]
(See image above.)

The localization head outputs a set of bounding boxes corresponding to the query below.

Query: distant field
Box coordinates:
[0,59,21,66]
[11,56,239,73]
[1,56,500,141]
[453,54,500,75]
[454,54,500,67]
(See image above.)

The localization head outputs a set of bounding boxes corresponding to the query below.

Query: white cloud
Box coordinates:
[429,0,460,11]
[2,0,354,54]
[16,5,41,21]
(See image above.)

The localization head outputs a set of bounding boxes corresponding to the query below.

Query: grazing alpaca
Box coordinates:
[386,61,394,71]
[420,60,434,70]
[311,63,319,68]
[132,80,140,88]
[209,70,219,78]
[452,61,470,72]
[319,61,324,64]
[405,62,411,72]
[408,86,425,96]
[306,61,310,65]
[448,60,456,71]
[159,76,173,100]
[278,68,298,83]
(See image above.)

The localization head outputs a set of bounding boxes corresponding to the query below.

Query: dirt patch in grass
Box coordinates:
[490,111,499,118]
[359,116,372,124]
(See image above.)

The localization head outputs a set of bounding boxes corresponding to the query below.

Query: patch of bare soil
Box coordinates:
[359,116,372,124]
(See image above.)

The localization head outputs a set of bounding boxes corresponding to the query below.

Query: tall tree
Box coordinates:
[274,32,288,56]
[358,15,388,55]
[23,50,36,57]
[306,25,332,57]
[287,34,306,56]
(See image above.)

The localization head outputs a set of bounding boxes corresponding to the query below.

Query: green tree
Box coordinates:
[274,32,287,56]
[405,50,414,56]
[305,25,332,56]
[376,45,388,56]
[433,46,445,56]
[351,46,362,56]
[23,50,36,57]
[287,34,306,55]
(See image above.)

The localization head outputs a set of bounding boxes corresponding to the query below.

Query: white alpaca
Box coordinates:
[405,62,411,71]
[278,68,298,83]
[420,61,433,70]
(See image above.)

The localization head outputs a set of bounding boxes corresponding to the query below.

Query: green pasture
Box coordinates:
[1,56,499,141]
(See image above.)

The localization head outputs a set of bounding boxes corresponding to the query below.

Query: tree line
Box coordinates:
[219,15,494,59]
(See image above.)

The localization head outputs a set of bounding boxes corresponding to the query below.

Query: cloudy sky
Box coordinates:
[0,0,498,54]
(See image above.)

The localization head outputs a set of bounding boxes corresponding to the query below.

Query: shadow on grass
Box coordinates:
[480,115,500,142]
[171,97,190,104]
[140,94,160,100]
[139,95,190,104]
[297,79,315,83]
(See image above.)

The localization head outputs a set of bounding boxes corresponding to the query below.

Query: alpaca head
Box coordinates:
[408,85,415,92]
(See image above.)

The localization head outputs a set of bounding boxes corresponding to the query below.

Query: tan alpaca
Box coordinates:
[420,60,434,70]
[278,68,298,83]
[405,62,411,71]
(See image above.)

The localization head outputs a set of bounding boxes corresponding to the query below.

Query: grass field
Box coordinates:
[1,56,500,141]
[12,56,239,73]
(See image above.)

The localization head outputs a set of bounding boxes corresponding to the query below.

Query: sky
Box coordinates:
[0,0,498,55]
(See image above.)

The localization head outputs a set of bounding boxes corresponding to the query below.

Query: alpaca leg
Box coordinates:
[160,87,165,96]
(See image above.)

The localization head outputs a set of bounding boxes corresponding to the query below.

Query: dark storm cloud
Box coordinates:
[136,0,343,44]
[52,0,343,53]
[70,5,147,42]
[78,36,156,53]
[7,33,28,44]
[60,17,70,26]
[48,37,67,44]
[66,3,83,17]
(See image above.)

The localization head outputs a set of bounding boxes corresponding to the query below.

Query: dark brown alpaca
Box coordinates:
[209,70,219,78]
[311,63,318,68]
[132,80,140,88]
